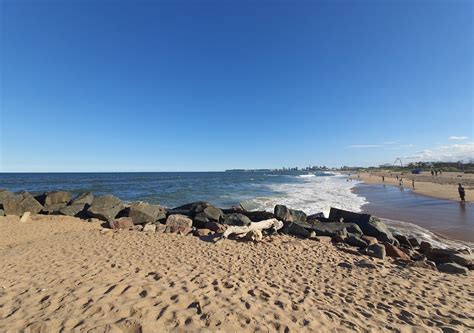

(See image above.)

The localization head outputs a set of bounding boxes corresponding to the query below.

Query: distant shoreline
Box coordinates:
[347,171,473,203]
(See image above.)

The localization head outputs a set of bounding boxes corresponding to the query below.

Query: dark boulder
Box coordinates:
[205,221,227,233]
[419,241,432,253]
[3,192,43,216]
[44,191,71,206]
[223,213,252,226]
[121,202,166,225]
[193,213,210,228]
[449,253,474,268]
[425,248,458,264]
[408,237,420,247]
[274,204,306,222]
[437,262,468,274]
[69,192,94,206]
[87,195,124,221]
[328,208,397,244]
[394,234,412,248]
[219,207,274,222]
[309,221,361,238]
[328,207,370,224]
[346,234,368,248]
[287,222,310,238]
[40,191,72,214]
[58,204,87,217]
[365,244,386,259]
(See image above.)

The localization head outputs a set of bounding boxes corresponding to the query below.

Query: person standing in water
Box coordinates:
[458,183,465,202]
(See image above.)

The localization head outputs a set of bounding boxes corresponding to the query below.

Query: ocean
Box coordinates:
[1,171,472,248]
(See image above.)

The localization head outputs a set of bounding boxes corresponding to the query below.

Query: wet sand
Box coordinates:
[355,183,474,242]
[350,171,474,203]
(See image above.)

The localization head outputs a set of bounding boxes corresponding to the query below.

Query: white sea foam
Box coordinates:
[243,173,367,217]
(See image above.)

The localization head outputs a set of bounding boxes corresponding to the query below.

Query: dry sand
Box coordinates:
[351,171,474,203]
[1,215,473,332]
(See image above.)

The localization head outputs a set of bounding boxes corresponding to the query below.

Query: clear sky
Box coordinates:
[1,0,472,172]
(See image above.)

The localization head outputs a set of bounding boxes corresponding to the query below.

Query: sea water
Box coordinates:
[1,171,472,248]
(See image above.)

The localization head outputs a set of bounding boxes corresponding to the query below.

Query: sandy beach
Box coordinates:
[1,215,473,332]
[350,172,474,203]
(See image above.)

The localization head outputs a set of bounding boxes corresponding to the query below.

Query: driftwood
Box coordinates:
[223,218,283,239]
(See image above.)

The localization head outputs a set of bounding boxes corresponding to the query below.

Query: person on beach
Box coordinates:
[399,178,403,187]
[412,179,415,189]
[458,184,465,202]
[431,170,434,176]
[382,176,385,182]
[396,175,399,181]
[435,170,438,176]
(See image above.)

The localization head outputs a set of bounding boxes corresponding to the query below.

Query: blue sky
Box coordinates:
[1,0,472,171]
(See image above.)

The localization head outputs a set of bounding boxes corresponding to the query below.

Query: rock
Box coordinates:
[308,230,316,238]
[3,192,43,216]
[142,224,157,232]
[20,212,31,223]
[394,234,412,248]
[223,213,251,227]
[366,244,386,259]
[355,260,378,269]
[0,190,16,208]
[338,262,353,269]
[193,213,210,228]
[109,217,134,229]
[43,191,71,206]
[425,248,458,264]
[405,260,437,271]
[42,203,68,214]
[314,236,332,243]
[69,192,94,205]
[88,218,102,223]
[437,262,468,274]
[449,253,474,267]
[419,241,432,253]
[328,207,371,225]
[0,209,4,216]
[408,237,420,247]
[122,202,166,225]
[202,205,224,222]
[306,221,359,238]
[193,229,213,237]
[307,212,325,221]
[87,195,124,221]
[383,243,410,260]
[205,221,227,233]
[328,208,397,244]
[58,204,87,217]
[243,211,275,222]
[361,235,378,246]
[274,204,307,222]
[242,229,263,242]
[165,214,193,233]
[221,207,274,222]
[169,202,222,220]
[345,224,364,236]
[346,234,368,248]
[287,222,310,238]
